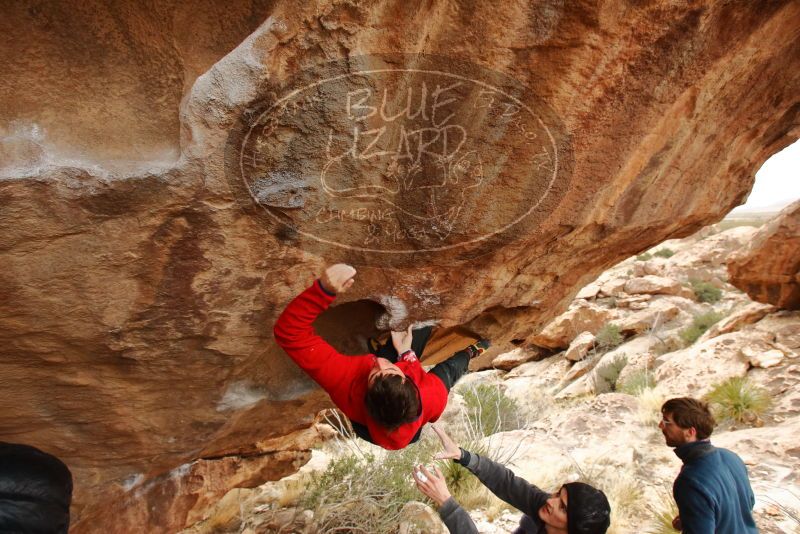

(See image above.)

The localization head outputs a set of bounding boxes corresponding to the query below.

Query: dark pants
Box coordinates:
[351,326,471,445]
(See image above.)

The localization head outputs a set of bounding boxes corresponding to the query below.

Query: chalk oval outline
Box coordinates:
[239,67,560,254]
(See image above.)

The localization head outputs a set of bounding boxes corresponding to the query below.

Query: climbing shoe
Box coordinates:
[465,338,491,359]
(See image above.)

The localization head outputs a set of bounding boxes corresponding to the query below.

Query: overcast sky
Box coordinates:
[734,139,800,211]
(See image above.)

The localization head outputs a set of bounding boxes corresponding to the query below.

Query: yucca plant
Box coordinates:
[619,370,656,395]
[705,376,771,424]
[644,489,679,533]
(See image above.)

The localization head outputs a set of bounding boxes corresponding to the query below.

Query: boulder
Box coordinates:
[505,353,571,382]
[742,347,784,368]
[576,282,601,300]
[616,294,653,308]
[624,275,693,298]
[491,347,545,371]
[632,259,666,277]
[504,353,571,401]
[599,278,629,298]
[565,332,596,362]
[531,303,616,350]
[752,311,800,350]
[562,354,602,384]
[699,301,777,342]
[614,299,682,335]
[655,331,768,396]
[668,226,758,270]
[555,375,593,399]
[728,200,800,309]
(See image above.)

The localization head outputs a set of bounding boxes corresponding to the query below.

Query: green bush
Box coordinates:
[462,383,525,436]
[301,438,439,533]
[595,323,623,349]
[619,370,656,395]
[679,311,724,345]
[300,386,525,531]
[636,252,653,261]
[706,376,771,424]
[593,355,628,394]
[689,279,723,303]
[653,248,675,258]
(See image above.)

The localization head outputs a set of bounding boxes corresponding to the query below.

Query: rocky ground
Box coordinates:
[180,222,800,534]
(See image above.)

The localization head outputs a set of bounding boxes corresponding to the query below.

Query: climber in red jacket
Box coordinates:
[274,263,489,450]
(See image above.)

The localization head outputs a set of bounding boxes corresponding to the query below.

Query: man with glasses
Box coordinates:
[413,425,611,534]
[659,397,757,533]
[274,263,488,450]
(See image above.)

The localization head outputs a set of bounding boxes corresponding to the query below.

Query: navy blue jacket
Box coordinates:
[673,440,757,534]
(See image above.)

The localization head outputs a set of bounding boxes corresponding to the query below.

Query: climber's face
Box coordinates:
[368,357,404,386]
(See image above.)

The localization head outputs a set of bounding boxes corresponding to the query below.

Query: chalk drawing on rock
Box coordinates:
[226,55,572,264]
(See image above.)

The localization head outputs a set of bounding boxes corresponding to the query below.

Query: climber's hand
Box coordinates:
[320,264,356,294]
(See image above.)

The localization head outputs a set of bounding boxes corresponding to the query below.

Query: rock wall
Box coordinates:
[728,200,800,309]
[0,1,799,531]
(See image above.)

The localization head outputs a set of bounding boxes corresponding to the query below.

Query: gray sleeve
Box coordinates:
[464,451,549,516]
[439,496,479,534]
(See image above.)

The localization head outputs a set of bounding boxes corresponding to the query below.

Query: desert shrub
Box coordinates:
[462,383,525,436]
[619,370,656,395]
[636,387,666,426]
[593,355,628,394]
[301,438,439,533]
[644,489,679,534]
[705,376,771,424]
[653,335,683,356]
[653,248,675,258]
[679,311,725,345]
[636,252,653,261]
[689,279,723,303]
[301,387,526,531]
[596,323,623,349]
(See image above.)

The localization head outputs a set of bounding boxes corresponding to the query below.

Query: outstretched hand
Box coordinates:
[320,264,356,294]
[412,464,451,507]
[431,424,461,460]
[391,325,413,354]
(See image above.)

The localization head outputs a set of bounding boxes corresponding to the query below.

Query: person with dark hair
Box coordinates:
[0,442,73,534]
[659,397,757,533]
[274,263,488,450]
[413,425,611,534]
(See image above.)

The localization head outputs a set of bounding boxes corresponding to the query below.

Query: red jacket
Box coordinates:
[273,280,448,450]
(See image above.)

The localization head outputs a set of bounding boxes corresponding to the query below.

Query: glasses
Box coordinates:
[660,418,675,426]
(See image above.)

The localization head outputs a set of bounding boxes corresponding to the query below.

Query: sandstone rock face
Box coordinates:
[491,347,544,371]
[530,303,616,349]
[624,275,687,297]
[655,332,759,396]
[1,1,799,531]
[613,297,683,335]
[565,331,595,362]
[728,200,800,309]
[700,301,777,342]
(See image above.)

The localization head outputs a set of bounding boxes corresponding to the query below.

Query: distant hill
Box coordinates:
[727,199,797,219]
